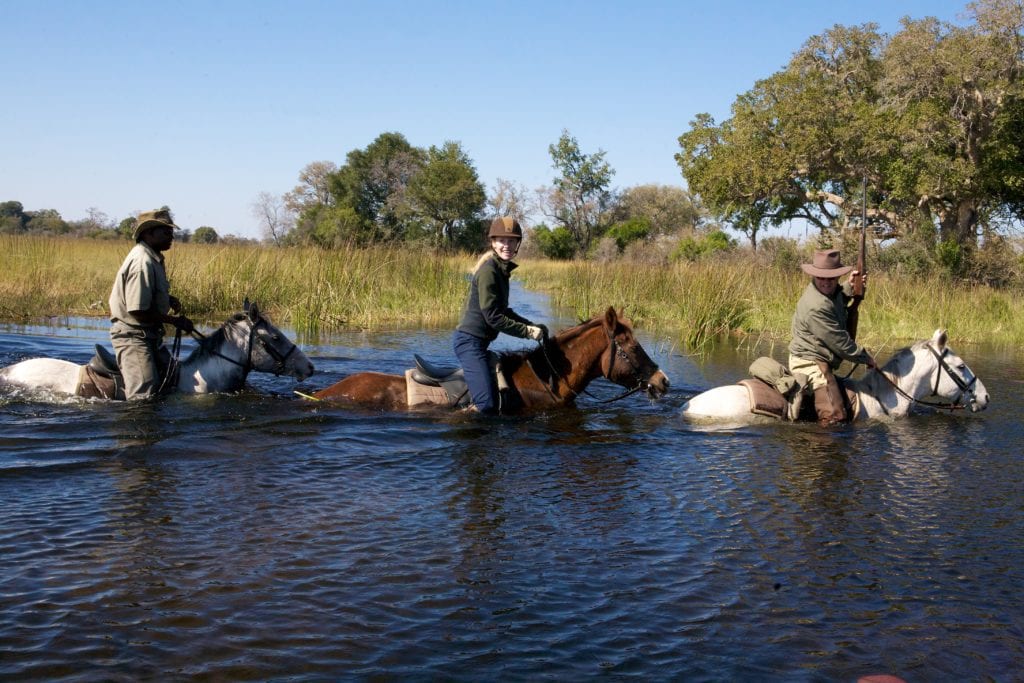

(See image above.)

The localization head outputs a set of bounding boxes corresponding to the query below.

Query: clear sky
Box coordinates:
[3,0,971,239]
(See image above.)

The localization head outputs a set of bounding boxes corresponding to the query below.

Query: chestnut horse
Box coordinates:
[310,307,670,413]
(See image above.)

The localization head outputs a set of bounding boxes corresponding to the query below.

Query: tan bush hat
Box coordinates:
[801,249,854,277]
[133,209,178,241]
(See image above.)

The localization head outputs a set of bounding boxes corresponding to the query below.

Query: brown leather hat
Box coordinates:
[133,209,178,241]
[801,249,853,278]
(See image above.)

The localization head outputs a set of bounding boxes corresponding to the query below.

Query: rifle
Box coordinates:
[847,177,867,341]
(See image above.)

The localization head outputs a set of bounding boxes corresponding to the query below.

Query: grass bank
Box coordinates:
[0,236,468,333]
[1,236,1021,350]
[515,257,1024,351]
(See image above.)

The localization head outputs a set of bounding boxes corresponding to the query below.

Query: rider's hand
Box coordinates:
[537,324,549,340]
[526,325,545,341]
[175,316,195,334]
[168,295,182,314]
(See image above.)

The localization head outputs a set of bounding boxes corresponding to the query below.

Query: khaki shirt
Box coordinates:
[109,242,171,331]
[788,281,870,370]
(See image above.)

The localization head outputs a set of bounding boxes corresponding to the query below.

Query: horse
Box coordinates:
[680,329,989,423]
[309,306,670,413]
[0,301,315,399]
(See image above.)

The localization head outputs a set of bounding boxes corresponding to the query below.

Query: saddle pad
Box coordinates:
[405,369,451,407]
[738,378,787,420]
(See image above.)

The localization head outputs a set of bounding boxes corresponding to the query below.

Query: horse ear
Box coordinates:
[243,297,251,313]
[247,301,260,321]
[603,306,618,333]
[932,328,948,350]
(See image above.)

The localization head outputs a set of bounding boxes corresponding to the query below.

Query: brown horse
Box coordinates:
[310,307,670,413]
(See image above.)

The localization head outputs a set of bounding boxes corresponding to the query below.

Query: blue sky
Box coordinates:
[3,0,971,239]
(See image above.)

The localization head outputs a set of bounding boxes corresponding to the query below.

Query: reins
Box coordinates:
[182,314,299,379]
[869,344,974,412]
[529,327,652,406]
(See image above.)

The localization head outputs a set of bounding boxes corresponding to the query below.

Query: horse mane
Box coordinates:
[185,314,246,361]
[881,345,914,374]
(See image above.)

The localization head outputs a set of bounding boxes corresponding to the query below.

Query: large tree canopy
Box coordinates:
[677,0,1024,252]
[404,141,487,251]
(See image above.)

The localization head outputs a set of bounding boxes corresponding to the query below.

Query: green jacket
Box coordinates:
[788,281,871,369]
[456,253,533,341]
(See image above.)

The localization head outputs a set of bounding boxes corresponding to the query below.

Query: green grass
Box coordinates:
[2,236,1022,352]
[0,236,469,333]
[515,256,1024,351]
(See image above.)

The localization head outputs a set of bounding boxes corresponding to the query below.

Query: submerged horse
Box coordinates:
[310,307,670,413]
[680,329,988,423]
[0,301,314,399]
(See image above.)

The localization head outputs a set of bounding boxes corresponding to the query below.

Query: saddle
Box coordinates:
[76,345,125,400]
[73,344,176,400]
[738,357,858,422]
[405,353,509,409]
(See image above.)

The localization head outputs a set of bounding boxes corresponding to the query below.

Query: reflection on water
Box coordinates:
[1,293,1022,680]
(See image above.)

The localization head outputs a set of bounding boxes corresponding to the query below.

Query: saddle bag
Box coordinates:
[741,356,809,421]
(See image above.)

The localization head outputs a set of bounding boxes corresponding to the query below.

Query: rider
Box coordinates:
[108,208,194,400]
[453,217,547,414]
[788,248,875,425]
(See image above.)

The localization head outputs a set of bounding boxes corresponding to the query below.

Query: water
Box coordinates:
[2,291,1022,681]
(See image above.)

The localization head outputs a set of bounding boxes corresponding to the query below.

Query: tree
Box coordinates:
[327,132,426,243]
[676,1,1024,254]
[487,178,533,225]
[404,141,487,251]
[610,184,703,237]
[0,201,27,233]
[252,191,294,245]
[531,223,576,259]
[193,226,219,244]
[544,130,615,255]
[284,161,338,215]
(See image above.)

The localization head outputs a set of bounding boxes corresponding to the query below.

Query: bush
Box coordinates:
[670,229,736,262]
[605,217,651,252]
[758,236,802,271]
[531,224,576,260]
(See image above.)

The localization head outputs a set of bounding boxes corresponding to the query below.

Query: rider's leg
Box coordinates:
[453,330,496,414]
[111,326,162,400]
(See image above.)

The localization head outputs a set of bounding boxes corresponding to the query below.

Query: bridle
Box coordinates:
[532,326,658,405]
[192,314,299,377]
[873,343,977,412]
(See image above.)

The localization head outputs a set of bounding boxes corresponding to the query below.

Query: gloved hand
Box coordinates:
[537,324,549,340]
[526,325,545,341]
[174,316,195,334]
[168,295,183,314]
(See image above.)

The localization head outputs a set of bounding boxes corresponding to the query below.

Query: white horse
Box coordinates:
[681,329,989,423]
[0,301,314,399]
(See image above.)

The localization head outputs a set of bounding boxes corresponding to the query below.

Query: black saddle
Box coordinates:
[411,354,464,386]
[88,345,121,378]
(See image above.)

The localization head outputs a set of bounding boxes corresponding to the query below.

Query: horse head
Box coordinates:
[227,301,315,381]
[912,329,988,412]
[599,307,670,399]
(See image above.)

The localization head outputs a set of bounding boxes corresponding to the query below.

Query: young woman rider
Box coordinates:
[453,217,547,414]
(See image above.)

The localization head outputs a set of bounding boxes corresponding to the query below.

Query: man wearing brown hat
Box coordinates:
[108,208,194,400]
[788,248,875,425]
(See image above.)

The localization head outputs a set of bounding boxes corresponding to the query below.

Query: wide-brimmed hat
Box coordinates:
[801,249,853,278]
[133,209,178,241]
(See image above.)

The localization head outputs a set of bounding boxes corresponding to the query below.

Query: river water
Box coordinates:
[1,286,1021,681]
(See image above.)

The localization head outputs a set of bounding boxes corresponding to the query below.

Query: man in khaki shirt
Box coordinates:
[109,208,194,399]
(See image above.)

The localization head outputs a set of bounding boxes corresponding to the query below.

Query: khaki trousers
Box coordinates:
[110,324,167,400]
